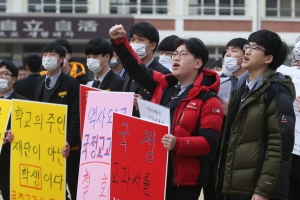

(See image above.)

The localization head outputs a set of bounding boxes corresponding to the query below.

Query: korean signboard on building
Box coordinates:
[0,16,134,39]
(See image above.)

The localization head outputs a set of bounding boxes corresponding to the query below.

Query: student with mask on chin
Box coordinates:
[219,38,248,116]
[34,42,81,200]
[158,35,179,71]
[85,38,124,91]
[0,60,27,200]
[123,21,171,118]
[204,38,248,200]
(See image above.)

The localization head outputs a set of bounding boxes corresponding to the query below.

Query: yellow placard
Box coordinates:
[0,99,12,154]
[11,99,67,200]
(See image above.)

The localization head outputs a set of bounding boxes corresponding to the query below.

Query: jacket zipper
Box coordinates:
[172,100,189,186]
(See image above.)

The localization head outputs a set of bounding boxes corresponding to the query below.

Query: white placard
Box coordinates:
[277,65,300,155]
[218,78,231,103]
[137,98,170,131]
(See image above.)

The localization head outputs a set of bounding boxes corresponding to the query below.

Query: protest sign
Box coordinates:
[11,99,67,199]
[277,65,300,155]
[80,84,101,140]
[137,98,170,130]
[218,78,231,103]
[77,92,133,200]
[0,99,12,154]
[110,113,168,200]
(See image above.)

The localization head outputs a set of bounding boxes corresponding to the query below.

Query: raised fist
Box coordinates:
[109,24,126,40]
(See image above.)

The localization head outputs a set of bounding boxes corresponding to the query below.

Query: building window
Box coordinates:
[110,0,168,15]
[28,0,88,14]
[189,0,245,16]
[0,0,6,12]
[266,0,300,17]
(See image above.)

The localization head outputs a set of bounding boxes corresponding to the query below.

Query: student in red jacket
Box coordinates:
[109,24,224,200]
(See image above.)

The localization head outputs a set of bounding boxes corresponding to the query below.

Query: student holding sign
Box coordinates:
[0,61,27,200]
[109,24,224,200]
[34,42,81,200]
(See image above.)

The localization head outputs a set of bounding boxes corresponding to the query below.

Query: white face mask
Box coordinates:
[223,57,241,73]
[42,57,59,72]
[62,57,67,67]
[159,55,172,64]
[0,78,9,92]
[293,41,300,60]
[110,57,119,68]
[221,65,232,77]
[87,58,106,74]
[130,43,151,59]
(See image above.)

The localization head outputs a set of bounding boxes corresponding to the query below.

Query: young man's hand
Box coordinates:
[162,134,176,150]
[252,194,268,200]
[2,130,14,145]
[220,98,228,116]
[109,24,126,40]
[133,94,142,111]
[62,143,70,158]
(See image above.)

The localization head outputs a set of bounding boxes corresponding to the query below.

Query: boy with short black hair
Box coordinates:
[158,35,179,71]
[125,21,171,117]
[0,60,26,200]
[85,38,124,91]
[54,39,90,84]
[217,30,295,200]
[14,54,42,100]
[35,41,81,200]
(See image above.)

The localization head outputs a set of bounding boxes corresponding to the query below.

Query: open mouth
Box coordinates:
[243,56,249,62]
[173,63,180,68]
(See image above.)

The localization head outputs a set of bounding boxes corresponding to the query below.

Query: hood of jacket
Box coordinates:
[40,62,86,78]
[267,70,296,101]
[236,68,295,101]
[151,68,220,103]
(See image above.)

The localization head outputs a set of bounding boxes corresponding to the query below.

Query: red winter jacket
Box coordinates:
[112,36,224,186]
[151,69,224,186]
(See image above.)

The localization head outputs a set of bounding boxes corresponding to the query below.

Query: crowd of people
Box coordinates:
[0,21,299,200]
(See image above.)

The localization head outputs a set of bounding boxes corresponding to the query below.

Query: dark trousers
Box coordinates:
[165,179,202,200]
[0,144,10,200]
[0,167,9,200]
[203,162,217,200]
[289,154,300,200]
[66,150,81,200]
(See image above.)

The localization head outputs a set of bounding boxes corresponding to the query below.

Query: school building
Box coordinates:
[0,0,299,69]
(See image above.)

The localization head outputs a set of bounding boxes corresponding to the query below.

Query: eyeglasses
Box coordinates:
[171,51,194,59]
[243,44,267,53]
[291,59,300,66]
[0,71,12,78]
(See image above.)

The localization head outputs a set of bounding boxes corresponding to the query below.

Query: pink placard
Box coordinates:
[77,91,133,200]
[80,85,101,140]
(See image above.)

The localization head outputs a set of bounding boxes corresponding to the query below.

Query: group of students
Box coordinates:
[0,20,298,200]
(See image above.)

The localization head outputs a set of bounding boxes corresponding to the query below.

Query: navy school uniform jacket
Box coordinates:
[123,57,171,117]
[34,72,80,148]
[87,69,124,92]
[14,74,41,101]
[0,92,27,195]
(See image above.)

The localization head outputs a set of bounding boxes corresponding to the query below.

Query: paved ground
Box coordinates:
[0,190,205,199]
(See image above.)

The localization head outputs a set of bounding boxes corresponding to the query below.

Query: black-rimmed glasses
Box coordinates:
[243,44,267,53]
